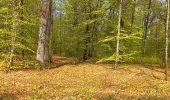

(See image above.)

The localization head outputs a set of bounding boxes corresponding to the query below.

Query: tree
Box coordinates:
[20,0,25,59]
[7,6,17,72]
[36,0,52,69]
[115,0,122,68]
[165,0,169,81]
[130,0,136,34]
[6,0,19,72]
[142,0,152,57]
[0,0,169,71]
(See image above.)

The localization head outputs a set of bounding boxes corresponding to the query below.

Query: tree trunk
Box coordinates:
[130,0,136,34]
[83,0,92,61]
[49,0,53,63]
[83,24,90,61]
[142,0,152,57]
[115,0,122,68]
[7,33,16,72]
[36,0,52,69]
[20,0,25,66]
[20,0,24,59]
[165,0,169,81]
[6,0,18,72]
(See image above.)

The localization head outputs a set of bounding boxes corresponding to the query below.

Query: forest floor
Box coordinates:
[0,57,170,100]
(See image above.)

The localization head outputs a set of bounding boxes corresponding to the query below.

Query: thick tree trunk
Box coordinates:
[165,0,169,81]
[36,0,52,69]
[115,0,122,68]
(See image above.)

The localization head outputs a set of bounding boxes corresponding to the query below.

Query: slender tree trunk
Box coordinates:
[115,0,122,68]
[49,0,53,63]
[83,24,90,61]
[155,24,158,57]
[142,0,152,57]
[155,22,161,58]
[59,14,62,55]
[7,34,16,72]
[83,0,92,61]
[36,0,52,69]
[90,0,101,58]
[165,0,169,81]
[6,1,18,72]
[73,4,79,58]
[19,0,25,67]
[130,0,136,34]
[20,0,24,59]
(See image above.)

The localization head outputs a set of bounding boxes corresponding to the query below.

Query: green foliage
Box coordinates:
[0,0,168,69]
[0,0,39,69]
[52,0,167,66]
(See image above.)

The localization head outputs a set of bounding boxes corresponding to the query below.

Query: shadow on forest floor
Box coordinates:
[141,64,170,75]
[0,93,17,100]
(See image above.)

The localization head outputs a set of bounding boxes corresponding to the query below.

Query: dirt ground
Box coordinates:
[0,63,170,100]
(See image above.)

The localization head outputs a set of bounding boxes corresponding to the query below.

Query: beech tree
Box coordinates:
[36,0,53,69]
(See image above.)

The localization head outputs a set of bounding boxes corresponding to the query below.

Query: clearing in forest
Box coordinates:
[0,64,170,99]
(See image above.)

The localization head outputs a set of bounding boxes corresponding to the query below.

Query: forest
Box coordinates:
[0,0,170,99]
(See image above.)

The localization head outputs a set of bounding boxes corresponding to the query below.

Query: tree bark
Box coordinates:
[20,0,25,60]
[83,0,92,61]
[115,0,122,68]
[165,0,169,81]
[130,0,136,34]
[49,0,53,62]
[83,24,90,61]
[36,0,52,69]
[142,0,152,57]
[6,0,18,72]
